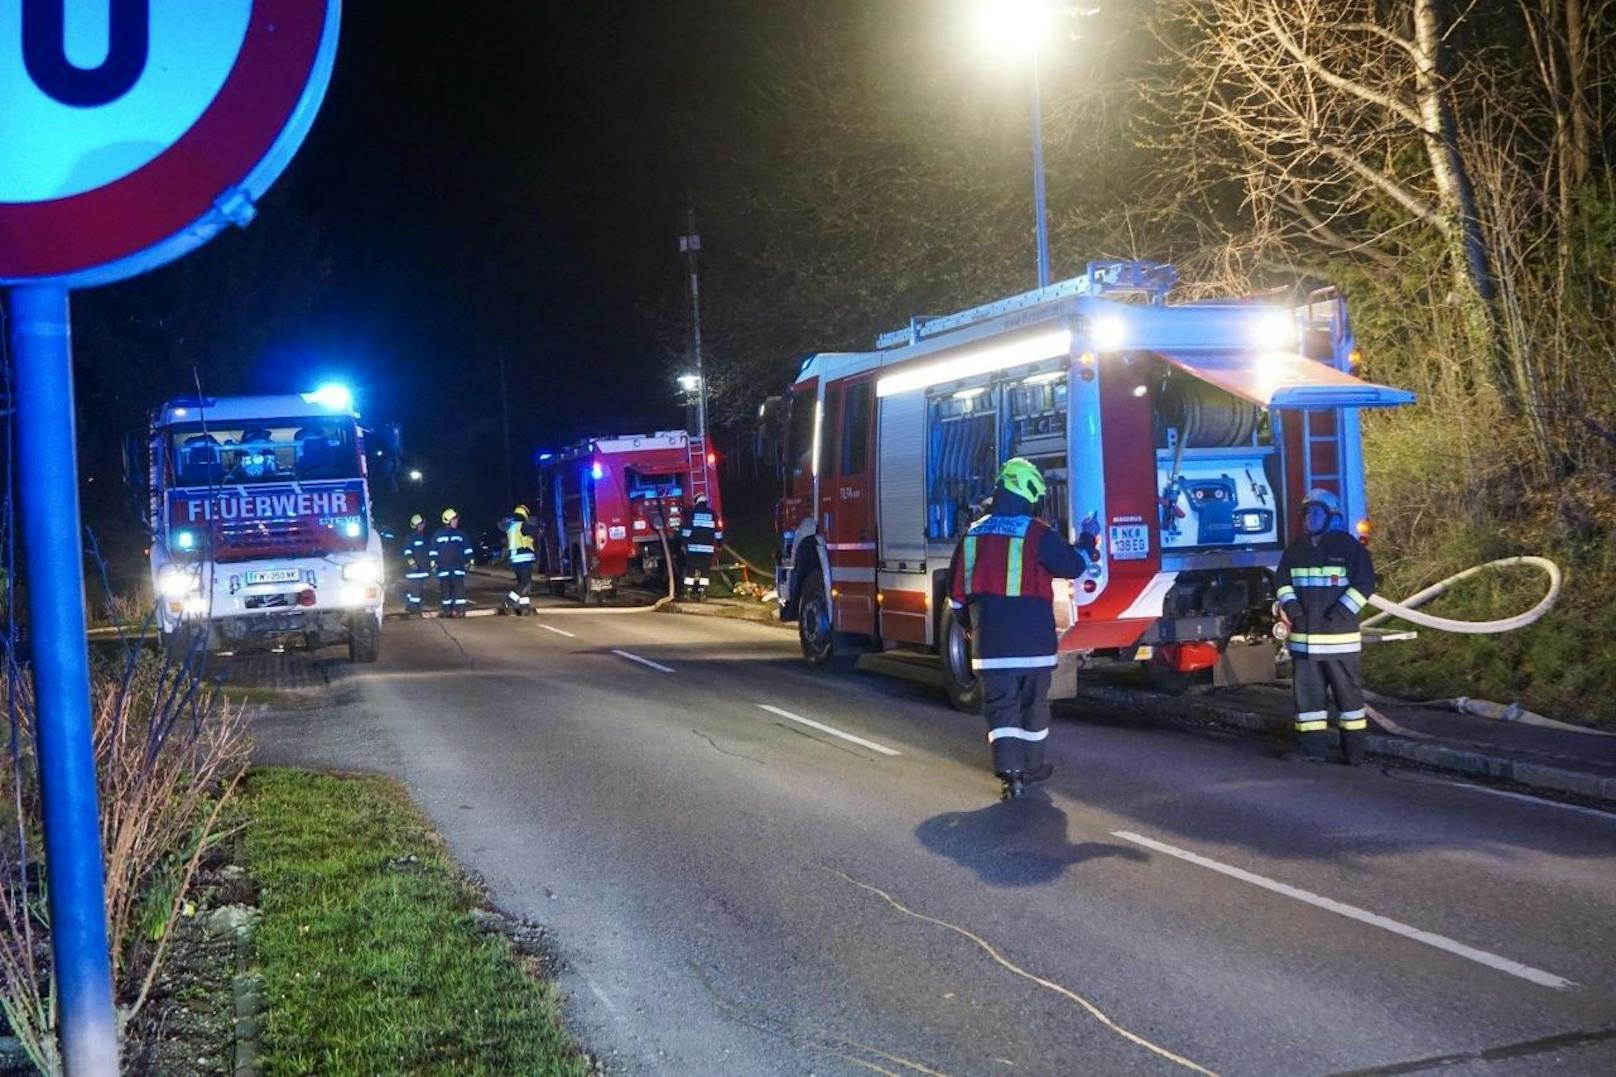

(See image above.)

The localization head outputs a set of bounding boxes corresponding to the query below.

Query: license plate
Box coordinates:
[244,568,301,585]
[1108,524,1150,561]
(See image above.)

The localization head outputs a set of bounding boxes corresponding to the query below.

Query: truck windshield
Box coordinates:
[168,419,360,487]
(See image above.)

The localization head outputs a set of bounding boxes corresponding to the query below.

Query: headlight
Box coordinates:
[158,566,200,598]
[342,559,383,583]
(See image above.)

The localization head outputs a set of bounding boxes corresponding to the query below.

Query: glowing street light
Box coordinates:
[677,372,702,394]
[975,0,1053,55]
[977,0,1056,288]
[407,469,423,483]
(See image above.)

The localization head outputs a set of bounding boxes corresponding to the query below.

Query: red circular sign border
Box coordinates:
[0,0,332,282]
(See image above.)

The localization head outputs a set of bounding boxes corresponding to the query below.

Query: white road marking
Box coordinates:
[1427,779,1616,823]
[612,649,675,674]
[756,704,900,757]
[1113,830,1576,990]
[537,624,576,638]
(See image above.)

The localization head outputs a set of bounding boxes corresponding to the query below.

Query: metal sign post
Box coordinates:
[9,285,117,1073]
[1,4,341,1071]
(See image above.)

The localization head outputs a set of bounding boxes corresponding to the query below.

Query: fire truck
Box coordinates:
[774,262,1415,710]
[135,386,386,663]
[533,430,722,603]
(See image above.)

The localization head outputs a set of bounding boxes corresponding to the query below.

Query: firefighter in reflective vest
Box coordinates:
[431,508,475,617]
[502,504,537,615]
[401,514,431,616]
[680,495,721,601]
[948,458,1100,800]
[1276,488,1376,765]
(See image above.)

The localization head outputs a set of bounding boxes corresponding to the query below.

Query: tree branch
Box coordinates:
[1263,9,1425,130]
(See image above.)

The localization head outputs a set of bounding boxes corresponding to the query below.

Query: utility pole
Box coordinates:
[678,209,707,440]
[497,344,513,503]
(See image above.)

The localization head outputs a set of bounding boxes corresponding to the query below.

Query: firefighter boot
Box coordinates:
[999,772,1026,801]
[1024,762,1054,786]
[1297,731,1330,763]
[1340,729,1367,767]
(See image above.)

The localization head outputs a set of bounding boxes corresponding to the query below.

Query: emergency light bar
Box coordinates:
[875,327,1073,398]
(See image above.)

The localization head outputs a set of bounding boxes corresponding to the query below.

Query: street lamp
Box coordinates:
[977,0,1055,289]
[407,468,423,483]
[677,373,702,394]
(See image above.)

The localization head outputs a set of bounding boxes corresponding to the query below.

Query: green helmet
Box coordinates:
[996,457,1047,502]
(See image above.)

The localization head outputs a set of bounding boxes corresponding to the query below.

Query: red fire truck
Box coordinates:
[774,261,1414,709]
[534,430,723,603]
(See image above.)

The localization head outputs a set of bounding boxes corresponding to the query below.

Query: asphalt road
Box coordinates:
[253,596,1616,1076]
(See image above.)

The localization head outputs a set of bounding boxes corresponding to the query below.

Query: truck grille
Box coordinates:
[216,519,338,561]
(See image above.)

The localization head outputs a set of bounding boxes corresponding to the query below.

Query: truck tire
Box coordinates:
[349,616,380,664]
[939,601,982,713]
[797,571,850,670]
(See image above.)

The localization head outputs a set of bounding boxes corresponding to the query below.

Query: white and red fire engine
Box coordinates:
[139,386,386,663]
[534,430,723,603]
[774,261,1414,709]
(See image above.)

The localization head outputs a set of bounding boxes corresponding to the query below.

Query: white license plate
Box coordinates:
[244,568,301,585]
[1108,524,1150,561]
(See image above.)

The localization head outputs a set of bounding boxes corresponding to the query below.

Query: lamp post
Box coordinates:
[678,210,708,440]
[978,0,1055,288]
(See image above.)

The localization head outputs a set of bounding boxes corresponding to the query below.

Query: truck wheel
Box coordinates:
[349,616,380,663]
[797,571,843,670]
[939,601,982,713]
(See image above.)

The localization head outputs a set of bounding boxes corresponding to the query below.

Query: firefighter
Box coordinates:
[1276,488,1376,765]
[679,495,721,601]
[948,458,1100,801]
[431,508,475,617]
[401,514,431,616]
[501,504,537,615]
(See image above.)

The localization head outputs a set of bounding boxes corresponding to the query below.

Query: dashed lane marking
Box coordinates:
[611,649,675,674]
[756,704,900,757]
[1113,830,1576,990]
[537,624,576,638]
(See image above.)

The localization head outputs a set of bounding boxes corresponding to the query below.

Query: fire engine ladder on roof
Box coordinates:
[687,435,709,503]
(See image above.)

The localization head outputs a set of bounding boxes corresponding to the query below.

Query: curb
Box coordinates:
[662,600,787,628]
[1078,684,1616,805]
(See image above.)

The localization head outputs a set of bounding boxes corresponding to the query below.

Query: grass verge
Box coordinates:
[243,768,589,1076]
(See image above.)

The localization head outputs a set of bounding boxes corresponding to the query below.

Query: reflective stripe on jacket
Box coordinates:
[945,491,1095,672]
[682,508,719,554]
[1276,529,1376,656]
[505,518,535,563]
[431,527,475,574]
[403,533,431,578]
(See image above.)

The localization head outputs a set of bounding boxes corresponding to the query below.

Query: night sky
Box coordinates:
[262,2,727,503]
[64,2,763,533]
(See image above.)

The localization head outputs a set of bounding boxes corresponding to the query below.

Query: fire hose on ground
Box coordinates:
[1346,555,1608,736]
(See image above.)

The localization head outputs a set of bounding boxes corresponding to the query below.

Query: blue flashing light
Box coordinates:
[591,461,604,480]
[175,530,195,551]
[538,452,554,462]
[302,383,355,412]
